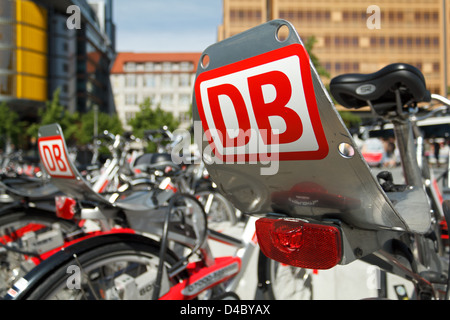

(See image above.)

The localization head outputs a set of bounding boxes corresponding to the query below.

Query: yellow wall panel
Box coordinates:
[15,0,48,102]
[18,0,47,29]
[19,50,47,77]
[17,75,47,101]
[19,25,47,53]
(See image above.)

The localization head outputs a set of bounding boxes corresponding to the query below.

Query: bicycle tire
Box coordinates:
[22,237,179,300]
[195,190,237,226]
[0,210,80,296]
[258,251,313,300]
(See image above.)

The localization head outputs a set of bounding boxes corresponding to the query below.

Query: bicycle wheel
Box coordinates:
[0,210,79,296]
[23,239,178,300]
[195,190,237,227]
[258,251,313,300]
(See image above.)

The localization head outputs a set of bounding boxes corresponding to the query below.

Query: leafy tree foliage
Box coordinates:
[0,102,26,150]
[305,36,361,132]
[76,110,124,145]
[128,98,179,152]
[304,36,330,79]
[26,88,79,142]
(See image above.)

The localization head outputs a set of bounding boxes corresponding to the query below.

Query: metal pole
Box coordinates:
[444,0,448,97]
[93,105,98,163]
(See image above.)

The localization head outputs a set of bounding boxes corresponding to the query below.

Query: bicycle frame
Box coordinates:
[158,216,258,300]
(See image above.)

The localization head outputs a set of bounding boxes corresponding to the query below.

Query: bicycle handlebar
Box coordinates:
[412,93,450,122]
[431,93,450,107]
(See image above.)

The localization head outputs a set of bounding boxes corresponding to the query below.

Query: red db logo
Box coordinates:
[38,136,75,178]
[195,44,328,162]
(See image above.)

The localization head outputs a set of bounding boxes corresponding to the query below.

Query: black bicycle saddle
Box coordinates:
[329,63,431,113]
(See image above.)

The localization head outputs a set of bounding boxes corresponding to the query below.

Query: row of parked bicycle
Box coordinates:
[0,125,303,300]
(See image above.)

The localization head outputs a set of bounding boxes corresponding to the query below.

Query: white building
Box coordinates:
[110,52,201,130]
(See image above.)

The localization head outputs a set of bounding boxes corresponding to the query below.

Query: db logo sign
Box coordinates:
[195,44,328,162]
[38,136,75,178]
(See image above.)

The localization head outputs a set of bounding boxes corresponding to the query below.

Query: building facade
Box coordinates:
[110,52,201,129]
[0,0,116,123]
[218,0,448,96]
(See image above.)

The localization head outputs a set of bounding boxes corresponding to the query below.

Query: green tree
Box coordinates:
[304,36,330,79]
[339,110,361,133]
[128,98,179,152]
[304,36,361,131]
[0,102,26,150]
[27,88,79,142]
[76,110,124,145]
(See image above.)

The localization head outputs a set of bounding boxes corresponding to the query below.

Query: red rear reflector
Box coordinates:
[256,218,342,270]
[55,196,77,220]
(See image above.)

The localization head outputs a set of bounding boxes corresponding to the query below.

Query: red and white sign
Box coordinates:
[195,44,328,162]
[38,136,75,179]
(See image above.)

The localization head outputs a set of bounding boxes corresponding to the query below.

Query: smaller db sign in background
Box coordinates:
[38,136,75,179]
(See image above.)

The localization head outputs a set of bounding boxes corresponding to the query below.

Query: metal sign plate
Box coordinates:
[38,123,109,204]
[195,43,328,162]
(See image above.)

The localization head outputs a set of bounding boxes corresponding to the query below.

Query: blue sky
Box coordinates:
[113,0,223,52]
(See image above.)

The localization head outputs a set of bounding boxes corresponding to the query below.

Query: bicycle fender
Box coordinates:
[4,231,161,300]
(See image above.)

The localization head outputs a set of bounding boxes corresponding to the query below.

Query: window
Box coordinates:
[161,94,173,107]
[136,63,144,72]
[179,112,191,122]
[125,94,137,105]
[125,111,136,122]
[178,74,190,87]
[0,49,14,70]
[406,37,413,48]
[433,62,440,72]
[179,94,191,107]
[145,62,154,71]
[125,62,136,72]
[143,75,155,87]
[125,75,136,87]
[162,62,171,71]
[0,74,14,95]
[433,37,439,47]
[162,74,172,88]
[180,62,193,71]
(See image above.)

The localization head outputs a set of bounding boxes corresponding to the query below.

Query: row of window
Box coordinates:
[322,61,440,74]
[279,9,440,23]
[367,36,440,48]
[124,110,191,124]
[124,93,192,107]
[123,73,192,88]
[124,61,194,72]
[229,9,440,24]
[319,35,440,48]
[229,9,262,21]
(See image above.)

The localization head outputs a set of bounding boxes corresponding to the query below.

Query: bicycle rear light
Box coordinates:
[55,196,77,220]
[256,218,342,270]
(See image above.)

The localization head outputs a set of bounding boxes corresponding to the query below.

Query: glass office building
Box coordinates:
[0,0,116,122]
